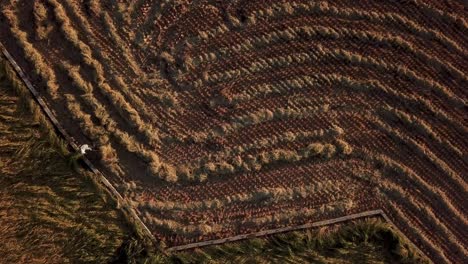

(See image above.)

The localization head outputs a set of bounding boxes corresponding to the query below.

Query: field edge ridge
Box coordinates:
[0,41,157,248]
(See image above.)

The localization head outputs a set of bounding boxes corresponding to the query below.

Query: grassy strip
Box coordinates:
[175,219,427,264]
[115,219,427,263]
[0,56,130,263]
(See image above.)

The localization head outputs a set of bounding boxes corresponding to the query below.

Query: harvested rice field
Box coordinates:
[0,57,129,264]
[0,1,466,263]
[1,55,427,264]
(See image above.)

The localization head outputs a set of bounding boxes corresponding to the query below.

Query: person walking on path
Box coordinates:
[68,143,93,168]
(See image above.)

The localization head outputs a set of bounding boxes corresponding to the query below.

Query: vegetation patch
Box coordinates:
[0,1,465,263]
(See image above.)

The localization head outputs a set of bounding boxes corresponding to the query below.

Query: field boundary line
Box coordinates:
[167,209,384,251]
[0,42,156,244]
[167,208,430,263]
[380,211,432,263]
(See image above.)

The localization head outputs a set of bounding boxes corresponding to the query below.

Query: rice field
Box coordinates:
[0,1,466,263]
[1,45,428,264]
[0,58,129,264]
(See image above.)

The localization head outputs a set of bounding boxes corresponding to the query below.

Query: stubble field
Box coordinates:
[0,1,466,263]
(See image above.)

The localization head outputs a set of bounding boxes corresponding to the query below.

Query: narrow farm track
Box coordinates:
[0,1,466,263]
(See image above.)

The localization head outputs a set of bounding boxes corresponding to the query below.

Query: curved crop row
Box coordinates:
[48,0,161,145]
[64,93,123,176]
[179,139,351,182]
[210,72,467,143]
[195,45,465,108]
[184,126,344,167]
[143,198,353,237]
[189,25,465,83]
[2,5,59,97]
[61,62,165,180]
[378,106,464,158]
[357,150,467,227]
[142,179,348,212]
[360,154,467,246]
[248,1,466,55]
[2,0,466,258]
[372,117,467,196]
[179,104,330,144]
